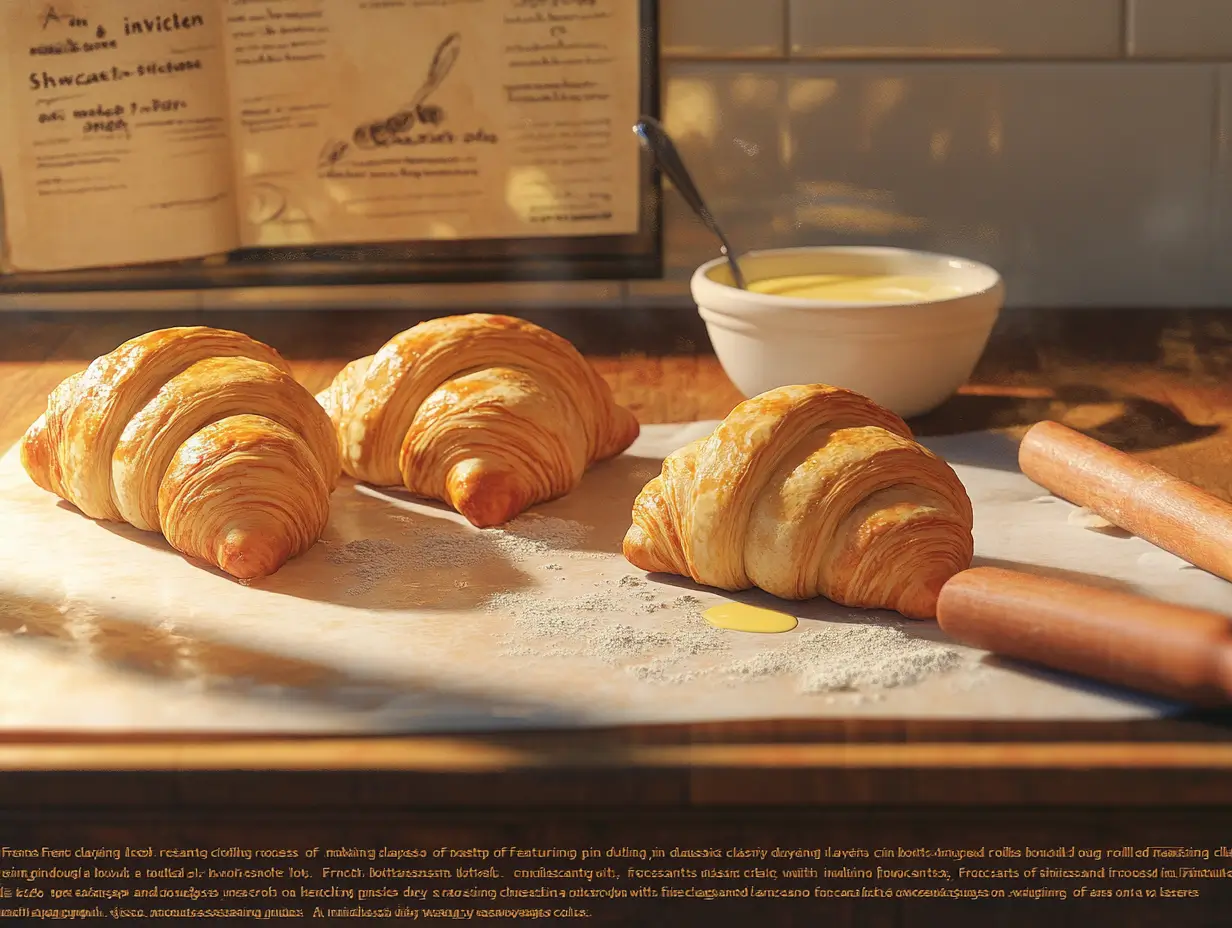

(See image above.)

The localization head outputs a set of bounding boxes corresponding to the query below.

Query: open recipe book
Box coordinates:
[0,0,643,273]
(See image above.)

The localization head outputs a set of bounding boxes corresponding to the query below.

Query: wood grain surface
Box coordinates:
[1,305,1231,802]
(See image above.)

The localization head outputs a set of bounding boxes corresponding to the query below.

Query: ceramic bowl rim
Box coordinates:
[690,245,1005,314]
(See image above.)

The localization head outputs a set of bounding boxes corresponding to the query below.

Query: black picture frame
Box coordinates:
[0,0,662,295]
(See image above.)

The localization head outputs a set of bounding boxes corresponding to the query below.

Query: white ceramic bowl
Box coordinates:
[691,245,1005,419]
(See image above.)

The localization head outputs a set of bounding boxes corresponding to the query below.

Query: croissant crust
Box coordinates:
[21,326,340,580]
[317,313,640,527]
[622,384,974,619]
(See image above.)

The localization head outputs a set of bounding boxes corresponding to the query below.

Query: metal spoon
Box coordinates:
[634,115,747,290]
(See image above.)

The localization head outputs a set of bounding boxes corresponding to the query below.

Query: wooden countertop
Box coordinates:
[1,305,1231,805]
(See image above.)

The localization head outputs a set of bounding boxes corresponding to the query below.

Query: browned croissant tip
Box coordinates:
[449,467,530,529]
[620,530,643,568]
[611,407,642,456]
[215,526,291,581]
[892,584,943,621]
[19,414,54,493]
[621,525,669,576]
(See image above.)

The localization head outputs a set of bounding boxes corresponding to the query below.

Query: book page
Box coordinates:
[223,0,642,248]
[0,1,239,272]
[0,51,17,271]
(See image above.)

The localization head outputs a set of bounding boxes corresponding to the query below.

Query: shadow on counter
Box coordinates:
[0,587,589,735]
[911,383,1220,471]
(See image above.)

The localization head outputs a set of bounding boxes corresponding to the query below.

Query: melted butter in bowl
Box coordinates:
[690,245,1006,419]
[748,273,969,304]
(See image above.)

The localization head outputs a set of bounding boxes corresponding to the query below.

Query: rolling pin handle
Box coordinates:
[937,567,1232,707]
[1018,420,1232,584]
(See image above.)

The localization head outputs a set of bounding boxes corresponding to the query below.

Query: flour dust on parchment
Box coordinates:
[714,625,966,695]
[321,512,597,597]
[320,507,970,699]
[491,574,972,701]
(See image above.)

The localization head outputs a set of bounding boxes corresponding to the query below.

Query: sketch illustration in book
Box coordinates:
[245,181,287,225]
[317,32,463,171]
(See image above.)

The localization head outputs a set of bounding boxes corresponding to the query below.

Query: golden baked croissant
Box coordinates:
[622,384,973,619]
[20,326,341,580]
[316,313,639,527]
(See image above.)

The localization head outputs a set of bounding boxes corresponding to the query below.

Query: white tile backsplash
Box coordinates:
[646,61,1220,309]
[789,0,1123,60]
[660,0,786,59]
[635,0,1232,310]
[1129,0,1232,59]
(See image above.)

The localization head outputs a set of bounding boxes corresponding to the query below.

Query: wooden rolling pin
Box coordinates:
[1019,420,1232,583]
[937,567,1232,706]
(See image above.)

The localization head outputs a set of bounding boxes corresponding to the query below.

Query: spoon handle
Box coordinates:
[634,116,746,289]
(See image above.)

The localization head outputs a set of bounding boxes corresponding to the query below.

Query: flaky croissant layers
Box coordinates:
[622,384,974,619]
[21,326,340,580]
[316,313,639,527]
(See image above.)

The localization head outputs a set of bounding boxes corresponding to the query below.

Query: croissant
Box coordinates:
[20,326,341,580]
[316,313,639,527]
[622,384,974,619]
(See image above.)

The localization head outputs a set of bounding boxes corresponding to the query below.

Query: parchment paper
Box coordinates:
[0,424,1228,733]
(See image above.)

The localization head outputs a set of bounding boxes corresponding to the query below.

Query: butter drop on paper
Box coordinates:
[1067,507,1111,529]
[703,603,798,634]
[1066,507,1131,537]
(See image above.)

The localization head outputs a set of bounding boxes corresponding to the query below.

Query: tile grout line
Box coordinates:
[661,53,1232,66]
